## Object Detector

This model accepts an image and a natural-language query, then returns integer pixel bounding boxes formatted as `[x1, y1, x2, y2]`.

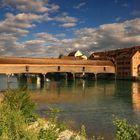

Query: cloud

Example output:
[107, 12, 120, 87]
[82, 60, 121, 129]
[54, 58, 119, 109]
[0, 34, 25, 56]
[36, 32, 60, 44]
[72, 18, 140, 53]
[0, 12, 47, 37]
[2, 0, 59, 13]
[23, 40, 46, 56]
[55, 33, 66, 38]
[54, 15, 78, 28]
[0, 0, 140, 58]
[49, 4, 59, 12]
[60, 23, 77, 28]
[1, 18, 140, 57]
[74, 2, 86, 9]
[0, 0, 77, 57]
[54, 15, 78, 23]
[6, 12, 46, 22]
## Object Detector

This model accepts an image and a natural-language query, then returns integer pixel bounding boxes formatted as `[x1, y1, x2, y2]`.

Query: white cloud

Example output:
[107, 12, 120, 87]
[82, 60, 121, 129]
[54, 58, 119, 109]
[36, 32, 60, 44]
[60, 23, 76, 28]
[73, 18, 140, 53]
[74, 2, 86, 9]
[49, 4, 59, 12]
[0, 0, 77, 57]
[1, 18, 140, 57]
[54, 15, 78, 28]
[2, 0, 59, 13]
[24, 40, 46, 46]
[6, 13, 45, 22]
[0, 13, 47, 37]
[54, 16, 78, 23]
[0, 34, 25, 56]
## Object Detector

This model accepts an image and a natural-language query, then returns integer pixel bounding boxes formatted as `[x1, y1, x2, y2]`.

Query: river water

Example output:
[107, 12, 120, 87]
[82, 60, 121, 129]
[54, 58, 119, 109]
[1, 74, 140, 139]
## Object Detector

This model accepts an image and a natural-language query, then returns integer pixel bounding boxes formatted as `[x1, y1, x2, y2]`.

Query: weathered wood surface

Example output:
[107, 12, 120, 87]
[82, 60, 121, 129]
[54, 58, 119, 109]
[0, 57, 115, 74]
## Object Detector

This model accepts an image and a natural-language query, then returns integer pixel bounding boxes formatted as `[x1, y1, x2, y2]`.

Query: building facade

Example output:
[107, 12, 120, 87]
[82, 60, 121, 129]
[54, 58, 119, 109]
[90, 46, 140, 78]
[131, 50, 140, 77]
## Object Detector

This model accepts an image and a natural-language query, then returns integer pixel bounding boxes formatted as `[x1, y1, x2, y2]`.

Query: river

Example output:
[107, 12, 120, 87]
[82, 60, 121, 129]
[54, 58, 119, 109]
[0, 74, 140, 139]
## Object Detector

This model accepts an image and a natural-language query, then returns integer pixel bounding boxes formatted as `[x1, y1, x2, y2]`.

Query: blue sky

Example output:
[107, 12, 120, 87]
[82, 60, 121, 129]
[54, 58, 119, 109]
[0, 0, 140, 57]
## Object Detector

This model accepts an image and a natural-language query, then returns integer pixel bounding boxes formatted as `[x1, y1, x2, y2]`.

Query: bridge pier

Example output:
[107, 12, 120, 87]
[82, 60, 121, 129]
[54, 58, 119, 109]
[82, 72, 85, 79]
[95, 73, 97, 80]
[65, 73, 68, 84]
[39, 74, 46, 88]
[27, 74, 31, 85]
[36, 75, 40, 89]
[6, 74, 10, 89]
[73, 73, 76, 81]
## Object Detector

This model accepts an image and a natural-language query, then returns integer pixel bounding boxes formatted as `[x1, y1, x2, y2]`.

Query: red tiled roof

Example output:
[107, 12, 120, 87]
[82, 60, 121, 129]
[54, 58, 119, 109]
[90, 46, 140, 59]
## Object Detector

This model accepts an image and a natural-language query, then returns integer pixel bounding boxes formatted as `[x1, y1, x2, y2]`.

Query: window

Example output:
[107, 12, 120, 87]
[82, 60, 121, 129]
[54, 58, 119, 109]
[25, 66, 29, 72]
[83, 67, 85, 71]
[58, 66, 60, 71]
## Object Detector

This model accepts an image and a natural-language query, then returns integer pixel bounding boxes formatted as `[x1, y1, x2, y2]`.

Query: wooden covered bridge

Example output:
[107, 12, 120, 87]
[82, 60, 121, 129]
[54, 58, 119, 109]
[0, 57, 115, 81]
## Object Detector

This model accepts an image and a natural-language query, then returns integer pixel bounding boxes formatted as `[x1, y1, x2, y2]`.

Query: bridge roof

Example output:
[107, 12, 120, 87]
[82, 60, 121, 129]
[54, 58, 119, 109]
[0, 57, 114, 66]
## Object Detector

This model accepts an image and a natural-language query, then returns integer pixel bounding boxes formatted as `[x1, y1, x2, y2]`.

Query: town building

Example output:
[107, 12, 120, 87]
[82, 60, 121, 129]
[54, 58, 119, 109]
[89, 46, 140, 79]
[61, 50, 87, 60]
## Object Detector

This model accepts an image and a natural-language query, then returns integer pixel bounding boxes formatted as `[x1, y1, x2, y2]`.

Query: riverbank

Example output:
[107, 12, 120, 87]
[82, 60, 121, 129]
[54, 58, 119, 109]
[0, 89, 89, 140]
[25, 117, 83, 140]
[1, 89, 140, 140]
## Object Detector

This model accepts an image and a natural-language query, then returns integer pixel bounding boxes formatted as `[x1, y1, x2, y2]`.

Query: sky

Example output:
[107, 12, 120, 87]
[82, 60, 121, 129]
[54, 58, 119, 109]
[0, 0, 140, 57]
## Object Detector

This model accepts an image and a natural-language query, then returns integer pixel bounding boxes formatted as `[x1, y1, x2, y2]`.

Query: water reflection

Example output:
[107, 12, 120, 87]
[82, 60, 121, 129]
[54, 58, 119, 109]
[132, 82, 140, 117]
[1, 75, 140, 139]
[30, 79, 117, 104]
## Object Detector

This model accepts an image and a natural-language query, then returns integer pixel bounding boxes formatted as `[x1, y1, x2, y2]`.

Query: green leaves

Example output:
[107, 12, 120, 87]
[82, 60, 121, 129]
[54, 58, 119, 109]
[113, 116, 140, 140]
[0, 89, 38, 140]
[3, 88, 37, 123]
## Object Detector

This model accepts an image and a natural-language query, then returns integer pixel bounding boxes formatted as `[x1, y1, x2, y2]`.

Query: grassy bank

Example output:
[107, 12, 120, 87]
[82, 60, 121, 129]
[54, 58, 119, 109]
[0, 89, 140, 140]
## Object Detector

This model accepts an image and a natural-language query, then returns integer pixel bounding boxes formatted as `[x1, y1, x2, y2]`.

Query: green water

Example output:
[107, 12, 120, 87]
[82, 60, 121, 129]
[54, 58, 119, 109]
[1, 75, 140, 139]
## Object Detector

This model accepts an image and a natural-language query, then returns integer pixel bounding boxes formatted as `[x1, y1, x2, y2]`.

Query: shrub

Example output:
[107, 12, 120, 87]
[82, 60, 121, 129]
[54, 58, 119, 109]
[0, 98, 37, 140]
[3, 88, 37, 122]
[113, 116, 140, 140]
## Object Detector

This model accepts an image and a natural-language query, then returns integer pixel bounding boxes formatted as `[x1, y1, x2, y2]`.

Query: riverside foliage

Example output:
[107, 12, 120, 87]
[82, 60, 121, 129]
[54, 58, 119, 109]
[0, 89, 140, 140]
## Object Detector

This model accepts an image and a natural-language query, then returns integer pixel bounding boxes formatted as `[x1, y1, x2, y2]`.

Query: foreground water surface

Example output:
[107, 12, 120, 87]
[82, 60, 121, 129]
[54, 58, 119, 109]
[1, 74, 140, 139]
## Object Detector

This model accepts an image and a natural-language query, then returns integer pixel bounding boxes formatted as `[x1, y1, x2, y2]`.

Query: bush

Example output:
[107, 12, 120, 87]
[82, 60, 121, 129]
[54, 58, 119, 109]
[0, 90, 36, 140]
[3, 88, 37, 122]
[0, 89, 65, 140]
[113, 116, 140, 140]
